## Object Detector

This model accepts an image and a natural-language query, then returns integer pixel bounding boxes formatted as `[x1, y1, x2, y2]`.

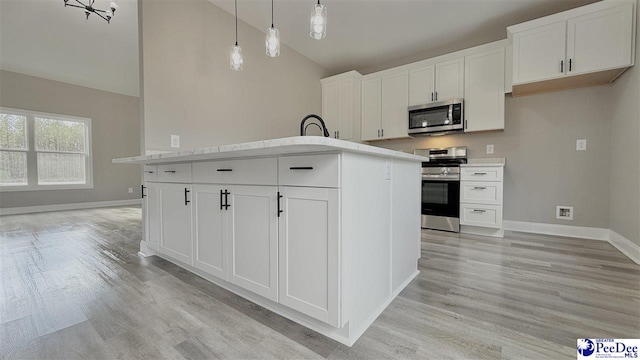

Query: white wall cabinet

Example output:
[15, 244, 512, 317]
[362, 71, 409, 141]
[278, 186, 340, 326]
[408, 65, 435, 106]
[158, 183, 193, 264]
[509, 1, 636, 94]
[322, 71, 362, 141]
[464, 48, 505, 132]
[228, 185, 279, 302]
[434, 57, 465, 101]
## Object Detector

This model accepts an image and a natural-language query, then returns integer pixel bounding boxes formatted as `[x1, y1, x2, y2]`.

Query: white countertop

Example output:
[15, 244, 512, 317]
[113, 136, 429, 164]
[461, 158, 506, 167]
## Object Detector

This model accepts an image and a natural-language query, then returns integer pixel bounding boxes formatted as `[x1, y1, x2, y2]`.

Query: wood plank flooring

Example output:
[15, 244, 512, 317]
[1, 206, 638, 359]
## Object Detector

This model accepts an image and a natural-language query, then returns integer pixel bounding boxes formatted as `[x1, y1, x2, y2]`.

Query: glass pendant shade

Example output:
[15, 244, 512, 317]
[265, 26, 280, 57]
[310, 3, 327, 40]
[230, 44, 243, 71]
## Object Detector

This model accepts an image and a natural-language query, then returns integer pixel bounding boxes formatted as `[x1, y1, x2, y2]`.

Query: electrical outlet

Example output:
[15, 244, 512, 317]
[576, 139, 587, 151]
[486, 144, 494, 154]
[128, 187, 133, 194]
[556, 206, 574, 220]
[171, 135, 180, 148]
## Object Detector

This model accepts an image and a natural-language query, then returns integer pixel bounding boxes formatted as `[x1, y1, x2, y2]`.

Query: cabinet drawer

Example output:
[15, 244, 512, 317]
[461, 166, 503, 182]
[278, 154, 340, 188]
[460, 204, 503, 229]
[192, 158, 277, 185]
[157, 163, 192, 183]
[143, 165, 158, 181]
[461, 181, 502, 205]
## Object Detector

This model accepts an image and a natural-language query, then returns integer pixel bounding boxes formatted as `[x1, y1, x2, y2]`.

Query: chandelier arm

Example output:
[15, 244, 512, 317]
[65, 3, 85, 8]
[94, 11, 109, 21]
[75, 0, 87, 7]
[94, 8, 107, 13]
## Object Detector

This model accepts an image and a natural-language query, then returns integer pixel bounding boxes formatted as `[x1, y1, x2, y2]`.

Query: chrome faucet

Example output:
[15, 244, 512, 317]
[300, 114, 330, 137]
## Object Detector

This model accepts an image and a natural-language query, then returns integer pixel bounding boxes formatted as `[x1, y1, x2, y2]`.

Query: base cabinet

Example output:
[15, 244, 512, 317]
[143, 182, 160, 247]
[192, 184, 228, 280]
[228, 185, 279, 302]
[158, 183, 193, 264]
[278, 186, 340, 327]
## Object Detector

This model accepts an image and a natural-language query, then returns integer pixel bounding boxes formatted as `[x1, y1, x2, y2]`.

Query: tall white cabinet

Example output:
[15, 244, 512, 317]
[321, 71, 362, 141]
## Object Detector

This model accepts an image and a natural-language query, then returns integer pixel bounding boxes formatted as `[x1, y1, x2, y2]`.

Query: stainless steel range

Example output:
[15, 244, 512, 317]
[414, 147, 467, 232]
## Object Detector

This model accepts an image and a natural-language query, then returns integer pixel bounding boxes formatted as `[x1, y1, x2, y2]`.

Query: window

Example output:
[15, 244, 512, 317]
[0, 108, 92, 191]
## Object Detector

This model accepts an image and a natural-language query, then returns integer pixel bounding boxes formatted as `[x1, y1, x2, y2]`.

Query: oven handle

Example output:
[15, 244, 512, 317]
[422, 176, 460, 182]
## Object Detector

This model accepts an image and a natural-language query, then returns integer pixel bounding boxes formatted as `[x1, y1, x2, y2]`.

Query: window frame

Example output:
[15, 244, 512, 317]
[0, 107, 93, 192]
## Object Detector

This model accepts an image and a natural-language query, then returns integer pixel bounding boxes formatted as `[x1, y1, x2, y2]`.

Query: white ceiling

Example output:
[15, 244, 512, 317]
[0, 0, 139, 97]
[209, 0, 598, 75]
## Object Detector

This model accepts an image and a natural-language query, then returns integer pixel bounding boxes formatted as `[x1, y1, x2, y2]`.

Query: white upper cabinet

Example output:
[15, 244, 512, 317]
[465, 48, 505, 132]
[434, 57, 465, 101]
[512, 21, 567, 84]
[361, 77, 382, 141]
[408, 65, 435, 106]
[566, 3, 634, 76]
[509, 0, 636, 93]
[380, 71, 409, 140]
[321, 71, 362, 141]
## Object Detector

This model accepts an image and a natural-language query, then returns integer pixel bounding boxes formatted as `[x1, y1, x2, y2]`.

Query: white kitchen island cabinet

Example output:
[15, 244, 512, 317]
[114, 136, 426, 347]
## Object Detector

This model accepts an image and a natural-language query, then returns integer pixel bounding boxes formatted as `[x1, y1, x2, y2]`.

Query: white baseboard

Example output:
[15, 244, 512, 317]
[503, 220, 640, 264]
[0, 199, 142, 216]
[608, 230, 640, 265]
[503, 220, 609, 241]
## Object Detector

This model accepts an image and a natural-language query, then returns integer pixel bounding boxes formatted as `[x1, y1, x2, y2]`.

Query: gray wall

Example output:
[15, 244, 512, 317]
[141, 0, 327, 153]
[0, 70, 141, 208]
[376, 86, 613, 229]
[608, 3, 640, 246]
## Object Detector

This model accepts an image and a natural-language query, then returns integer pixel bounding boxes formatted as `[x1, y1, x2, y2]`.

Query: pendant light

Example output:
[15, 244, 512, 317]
[230, 0, 243, 71]
[265, 0, 280, 57]
[310, 0, 327, 40]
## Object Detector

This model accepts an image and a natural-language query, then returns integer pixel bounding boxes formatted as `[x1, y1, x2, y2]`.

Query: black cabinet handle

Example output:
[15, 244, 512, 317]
[144, 171, 154, 174]
[184, 188, 190, 205]
[569, 59, 572, 72]
[216, 169, 233, 172]
[472, 209, 487, 213]
[431, 92, 434, 102]
[141, 185, 146, 199]
[381, 129, 384, 137]
[435, 92, 438, 101]
[277, 192, 283, 217]
[220, 189, 224, 210]
[164, 170, 176, 173]
[560, 60, 564, 73]
[289, 167, 314, 170]
[224, 190, 230, 210]
[473, 172, 487, 175]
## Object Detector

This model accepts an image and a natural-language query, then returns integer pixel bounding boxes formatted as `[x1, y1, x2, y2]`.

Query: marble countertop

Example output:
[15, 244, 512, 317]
[113, 136, 429, 164]
[461, 158, 506, 167]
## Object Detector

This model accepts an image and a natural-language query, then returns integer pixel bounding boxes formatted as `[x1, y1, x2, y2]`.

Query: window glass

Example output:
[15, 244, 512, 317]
[0, 151, 28, 185]
[35, 117, 86, 153]
[0, 114, 28, 150]
[37, 153, 86, 184]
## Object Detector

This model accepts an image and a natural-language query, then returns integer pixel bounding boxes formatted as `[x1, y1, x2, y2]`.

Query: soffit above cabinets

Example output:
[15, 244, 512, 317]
[208, 0, 597, 74]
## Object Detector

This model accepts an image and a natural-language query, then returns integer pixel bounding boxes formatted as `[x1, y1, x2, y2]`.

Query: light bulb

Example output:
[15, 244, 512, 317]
[230, 44, 243, 71]
[110, 1, 118, 12]
[265, 26, 280, 57]
[106, 10, 112, 18]
[309, 3, 327, 40]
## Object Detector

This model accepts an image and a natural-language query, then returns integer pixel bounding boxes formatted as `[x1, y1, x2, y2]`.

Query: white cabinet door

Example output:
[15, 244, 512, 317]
[464, 48, 505, 132]
[278, 186, 340, 327]
[434, 57, 464, 101]
[192, 184, 228, 280]
[567, 3, 634, 76]
[159, 183, 193, 265]
[322, 81, 339, 138]
[337, 78, 354, 140]
[409, 65, 435, 106]
[361, 77, 382, 141]
[228, 185, 278, 301]
[380, 71, 409, 140]
[512, 21, 566, 84]
[143, 182, 160, 245]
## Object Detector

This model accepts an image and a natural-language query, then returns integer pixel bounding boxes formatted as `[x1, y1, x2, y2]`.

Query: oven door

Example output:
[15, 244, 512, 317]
[422, 178, 460, 218]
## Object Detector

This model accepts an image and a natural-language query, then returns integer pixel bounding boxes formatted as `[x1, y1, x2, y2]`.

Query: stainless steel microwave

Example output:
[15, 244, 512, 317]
[408, 98, 464, 136]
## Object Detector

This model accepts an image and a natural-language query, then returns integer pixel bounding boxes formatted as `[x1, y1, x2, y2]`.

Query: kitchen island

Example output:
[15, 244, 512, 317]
[113, 136, 426, 346]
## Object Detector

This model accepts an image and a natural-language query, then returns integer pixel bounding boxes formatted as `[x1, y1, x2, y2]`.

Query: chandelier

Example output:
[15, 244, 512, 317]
[63, 0, 118, 23]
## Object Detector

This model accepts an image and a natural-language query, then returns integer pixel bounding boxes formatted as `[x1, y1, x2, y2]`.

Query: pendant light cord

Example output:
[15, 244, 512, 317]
[234, 0, 238, 46]
[271, 0, 274, 28]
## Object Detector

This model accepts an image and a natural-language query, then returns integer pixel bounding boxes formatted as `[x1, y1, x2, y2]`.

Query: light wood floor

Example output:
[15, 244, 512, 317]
[1, 207, 638, 359]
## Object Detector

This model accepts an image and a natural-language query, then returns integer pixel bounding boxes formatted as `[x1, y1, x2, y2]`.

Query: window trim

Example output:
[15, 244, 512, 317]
[0, 107, 93, 192]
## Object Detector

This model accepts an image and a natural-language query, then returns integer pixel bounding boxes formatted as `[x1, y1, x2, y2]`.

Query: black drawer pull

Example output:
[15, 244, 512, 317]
[144, 171, 154, 174]
[290, 167, 314, 170]
[184, 188, 190, 206]
[472, 209, 486, 213]
[216, 169, 233, 172]
[473, 172, 487, 175]
[472, 187, 487, 190]
[164, 170, 176, 173]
